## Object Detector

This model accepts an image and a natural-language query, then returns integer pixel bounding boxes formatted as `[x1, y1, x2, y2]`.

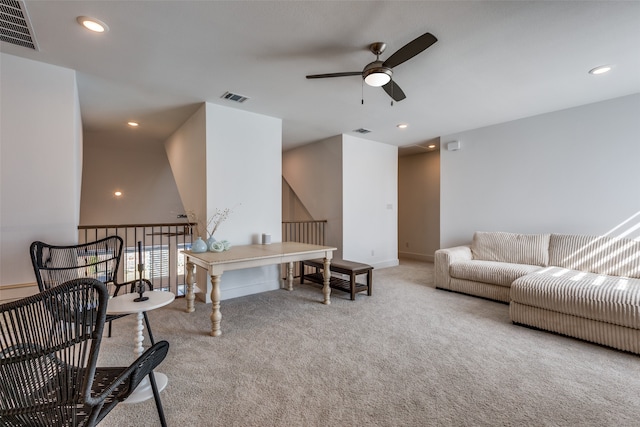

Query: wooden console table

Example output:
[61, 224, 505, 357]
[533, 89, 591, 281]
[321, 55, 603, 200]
[183, 242, 336, 337]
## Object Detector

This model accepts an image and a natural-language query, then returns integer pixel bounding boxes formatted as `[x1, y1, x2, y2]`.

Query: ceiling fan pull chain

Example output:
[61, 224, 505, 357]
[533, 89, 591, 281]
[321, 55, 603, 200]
[391, 79, 394, 106]
[361, 79, 364, 105]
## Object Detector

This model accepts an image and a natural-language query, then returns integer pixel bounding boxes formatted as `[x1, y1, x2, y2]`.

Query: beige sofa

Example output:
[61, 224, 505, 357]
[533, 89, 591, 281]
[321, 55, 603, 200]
[435, 231, 640, 354]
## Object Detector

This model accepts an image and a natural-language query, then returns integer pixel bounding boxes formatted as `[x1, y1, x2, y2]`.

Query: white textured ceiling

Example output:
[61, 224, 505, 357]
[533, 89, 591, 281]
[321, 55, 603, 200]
[2, 1, 639, 151]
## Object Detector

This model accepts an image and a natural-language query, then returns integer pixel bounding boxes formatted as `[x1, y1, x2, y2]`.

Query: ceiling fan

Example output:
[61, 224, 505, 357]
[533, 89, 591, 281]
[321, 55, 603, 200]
[306, 32, 437, 102]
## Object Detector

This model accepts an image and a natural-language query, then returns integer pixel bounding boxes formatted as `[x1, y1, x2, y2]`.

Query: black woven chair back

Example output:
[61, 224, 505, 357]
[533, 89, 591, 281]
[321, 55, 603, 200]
[0, 278, 109, 426]
[31, 236, 157, 343]
[30, 236, 124, 294]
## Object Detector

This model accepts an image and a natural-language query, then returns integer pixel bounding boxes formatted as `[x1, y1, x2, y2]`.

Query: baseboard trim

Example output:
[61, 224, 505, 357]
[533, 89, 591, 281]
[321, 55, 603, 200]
[398, 251, 434, 263]
[0, 282, 38, 303]
[371, 259, 399, 269]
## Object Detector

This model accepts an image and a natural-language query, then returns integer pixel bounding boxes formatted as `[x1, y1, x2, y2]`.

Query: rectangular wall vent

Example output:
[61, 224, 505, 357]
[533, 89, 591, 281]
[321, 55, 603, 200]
[0, 0, 38, 50]
[353, 128, 372, 134]
[221, 91, 249, 103]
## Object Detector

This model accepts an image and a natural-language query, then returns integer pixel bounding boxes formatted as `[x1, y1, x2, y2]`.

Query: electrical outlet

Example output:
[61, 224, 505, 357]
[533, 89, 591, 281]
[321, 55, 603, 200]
[371, 250, 375, 256]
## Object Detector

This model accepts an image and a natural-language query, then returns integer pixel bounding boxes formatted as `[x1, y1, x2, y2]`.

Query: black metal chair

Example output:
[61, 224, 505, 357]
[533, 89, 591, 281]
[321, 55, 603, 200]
[0, 278, 169, 426]
[30, 236, 156, 343]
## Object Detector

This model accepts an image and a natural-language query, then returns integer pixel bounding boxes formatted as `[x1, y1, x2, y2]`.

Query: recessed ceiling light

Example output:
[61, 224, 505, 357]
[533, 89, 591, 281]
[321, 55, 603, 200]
[77, 16, 109, 33]
[114, 191, 122, 197]
[397, 123, 408, 129]
[127, 121, 139, 127]
[589, 65, 612, 75]
[428, 144, 436, 149]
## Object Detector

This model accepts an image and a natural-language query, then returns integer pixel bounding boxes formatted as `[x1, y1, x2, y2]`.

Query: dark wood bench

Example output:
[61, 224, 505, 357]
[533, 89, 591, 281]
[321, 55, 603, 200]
[300, 258, 373, 300]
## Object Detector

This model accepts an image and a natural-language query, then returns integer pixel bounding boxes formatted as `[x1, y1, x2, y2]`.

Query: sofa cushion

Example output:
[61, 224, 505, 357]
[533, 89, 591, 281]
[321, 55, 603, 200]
[511, 267, 640, 329]
[549, 234, 640, 279]
[450, 260, 543, 287]
[471, 232, 550, 267]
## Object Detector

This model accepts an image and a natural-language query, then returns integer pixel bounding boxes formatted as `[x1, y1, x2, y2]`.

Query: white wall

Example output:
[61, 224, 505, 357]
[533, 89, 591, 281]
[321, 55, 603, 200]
[0, 53, 81, 290]
[205, 103, 282, 246]
[342, 135, 399, 268]
[166, 103, 282, 301]
[398, 150, 440, 262]
[80, 131, 184, 225]
[165, 103, 208, 232]
[282, 135, 344, 258]
[205, 103, 282, 300]
[440, 94, 640, 248]
[283, 134, 399, 268]
[282, 178, 313, 221]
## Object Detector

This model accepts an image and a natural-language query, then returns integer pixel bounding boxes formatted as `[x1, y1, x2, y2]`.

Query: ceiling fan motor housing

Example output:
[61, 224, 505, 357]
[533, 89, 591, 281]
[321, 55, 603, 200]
[363, 61, 392, 86]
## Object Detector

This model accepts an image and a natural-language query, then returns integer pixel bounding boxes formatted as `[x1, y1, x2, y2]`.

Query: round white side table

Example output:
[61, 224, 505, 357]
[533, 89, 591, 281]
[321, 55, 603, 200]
[107, 290, 175, 403]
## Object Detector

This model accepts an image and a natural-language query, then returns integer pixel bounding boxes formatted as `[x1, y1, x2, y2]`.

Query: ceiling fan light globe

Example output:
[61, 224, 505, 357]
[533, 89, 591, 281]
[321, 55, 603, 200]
[363, 63, 392, 87]
[364, 72, 391, 87]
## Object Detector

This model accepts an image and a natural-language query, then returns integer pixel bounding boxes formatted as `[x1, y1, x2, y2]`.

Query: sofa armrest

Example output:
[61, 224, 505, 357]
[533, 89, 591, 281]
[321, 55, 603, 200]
[434, 245, 472, 289]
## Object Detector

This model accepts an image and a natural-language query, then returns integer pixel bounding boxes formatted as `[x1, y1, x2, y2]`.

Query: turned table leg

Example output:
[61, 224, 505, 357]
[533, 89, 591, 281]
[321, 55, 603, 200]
[185, 260, 196, 313]
[322, 257, 331, 305]
[134, 311, 144, 357]
[287, 261, 294, 291]
[210, 274, 222, 337]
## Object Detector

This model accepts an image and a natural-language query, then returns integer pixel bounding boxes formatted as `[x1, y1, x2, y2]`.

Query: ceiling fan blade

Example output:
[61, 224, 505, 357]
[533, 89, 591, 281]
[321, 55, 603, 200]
[306, 72, 361, 79]
[383, 32, 437, 69]
[382, 80, 406, 102]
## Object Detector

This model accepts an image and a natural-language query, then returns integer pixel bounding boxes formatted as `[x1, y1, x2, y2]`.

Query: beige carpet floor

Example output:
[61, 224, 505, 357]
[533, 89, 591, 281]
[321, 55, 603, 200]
[98, 260, 640, 426]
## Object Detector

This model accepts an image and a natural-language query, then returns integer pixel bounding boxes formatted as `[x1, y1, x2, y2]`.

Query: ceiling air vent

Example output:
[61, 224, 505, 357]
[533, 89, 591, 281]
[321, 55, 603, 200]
[353, 128, 372, 134]
[221, 91, 249, 103]
[0, 0, 38, 50]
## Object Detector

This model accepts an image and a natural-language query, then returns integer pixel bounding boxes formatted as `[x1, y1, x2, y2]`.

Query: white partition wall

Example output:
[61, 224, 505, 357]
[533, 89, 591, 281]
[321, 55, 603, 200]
[165, 104, 208, 228]
[283, 134, 398, 268]
[165, 102, 282, 302]
[0, 53, 82, 293]
[342, 135, 398, 268]
[204, 103, 282, 247]
[282, 135, 344, 258]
